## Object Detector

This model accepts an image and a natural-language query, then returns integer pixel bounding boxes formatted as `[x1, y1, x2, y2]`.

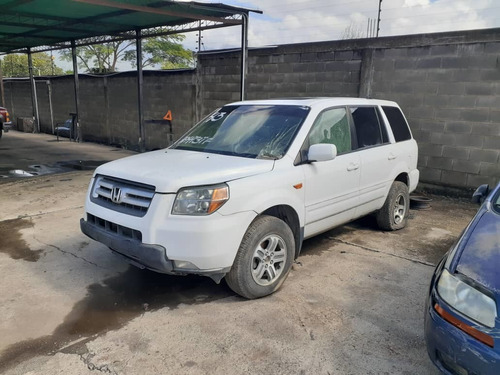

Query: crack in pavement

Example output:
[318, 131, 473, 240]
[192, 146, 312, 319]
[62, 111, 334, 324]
[331, 238, 435, 267]
[33, 234, 106, 270]
[1, 205, 85, 222]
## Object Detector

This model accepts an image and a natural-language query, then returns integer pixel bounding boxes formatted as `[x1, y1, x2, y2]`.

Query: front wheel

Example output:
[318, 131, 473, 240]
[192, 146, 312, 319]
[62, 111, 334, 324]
[225, 215, 295, 299]
[376, 181, 409, 231]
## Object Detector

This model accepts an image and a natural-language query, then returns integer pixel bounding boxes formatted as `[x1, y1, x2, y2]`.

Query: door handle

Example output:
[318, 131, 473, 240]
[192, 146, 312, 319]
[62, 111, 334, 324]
[388, 153, 397, 160]
[347, 163, 360, 171]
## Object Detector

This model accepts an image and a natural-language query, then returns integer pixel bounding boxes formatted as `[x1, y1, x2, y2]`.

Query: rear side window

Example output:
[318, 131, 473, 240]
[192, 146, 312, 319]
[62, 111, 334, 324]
[382, 106, 412, 142]
[350, 107, 385, 148]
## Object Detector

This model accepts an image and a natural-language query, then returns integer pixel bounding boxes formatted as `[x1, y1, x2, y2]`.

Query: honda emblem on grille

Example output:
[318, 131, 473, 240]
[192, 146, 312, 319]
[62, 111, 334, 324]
[111, 187, 122, 204]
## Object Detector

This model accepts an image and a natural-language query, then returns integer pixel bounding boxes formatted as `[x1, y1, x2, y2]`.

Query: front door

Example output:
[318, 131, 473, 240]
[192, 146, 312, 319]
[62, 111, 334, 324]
[301, 107, 360, 238]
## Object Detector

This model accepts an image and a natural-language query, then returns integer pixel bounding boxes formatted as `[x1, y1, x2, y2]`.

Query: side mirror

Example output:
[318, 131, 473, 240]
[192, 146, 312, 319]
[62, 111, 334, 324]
[472, 184, 489, 205]
[308, 143, 337, 162]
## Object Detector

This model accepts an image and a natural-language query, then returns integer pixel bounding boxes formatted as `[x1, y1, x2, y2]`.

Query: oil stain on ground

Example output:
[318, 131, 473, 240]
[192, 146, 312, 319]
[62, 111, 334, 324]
[0, 218, 42, 262]
[0, 267, 234, 372]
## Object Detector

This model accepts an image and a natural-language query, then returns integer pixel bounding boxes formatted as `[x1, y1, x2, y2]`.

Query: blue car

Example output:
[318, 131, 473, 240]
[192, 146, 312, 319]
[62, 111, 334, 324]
[425, 182, 500, 374]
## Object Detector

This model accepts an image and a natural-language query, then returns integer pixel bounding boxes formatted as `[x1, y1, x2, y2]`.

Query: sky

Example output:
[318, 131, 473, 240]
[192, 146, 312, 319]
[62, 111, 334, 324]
[185, 0, 499, 51]
[57, 0, 500, 72]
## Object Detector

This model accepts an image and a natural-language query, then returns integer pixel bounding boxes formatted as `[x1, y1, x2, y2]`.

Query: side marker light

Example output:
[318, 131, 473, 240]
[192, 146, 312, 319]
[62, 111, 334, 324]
[434, 303, 494, 348]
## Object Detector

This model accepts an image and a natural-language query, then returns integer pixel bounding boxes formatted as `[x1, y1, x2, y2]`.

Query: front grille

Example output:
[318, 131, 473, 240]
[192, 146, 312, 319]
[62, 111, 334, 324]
[91, 175, 155, 217]
[87, 214, 142, 241]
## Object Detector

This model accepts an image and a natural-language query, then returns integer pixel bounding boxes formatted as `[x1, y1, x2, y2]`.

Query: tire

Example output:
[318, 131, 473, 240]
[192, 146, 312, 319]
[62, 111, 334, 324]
[376, 181, 409, 231]
[226, 215, 295, 299]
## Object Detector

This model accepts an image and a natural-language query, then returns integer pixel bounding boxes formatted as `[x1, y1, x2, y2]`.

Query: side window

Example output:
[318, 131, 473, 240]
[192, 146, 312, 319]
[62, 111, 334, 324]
[382, 106, 412, 142]
[308, 107, 351, 154]
[350, 106, 383, 148]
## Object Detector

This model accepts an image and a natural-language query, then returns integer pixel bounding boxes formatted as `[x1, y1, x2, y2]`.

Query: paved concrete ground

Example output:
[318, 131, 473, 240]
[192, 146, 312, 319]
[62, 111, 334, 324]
[0, 131, 477, 374]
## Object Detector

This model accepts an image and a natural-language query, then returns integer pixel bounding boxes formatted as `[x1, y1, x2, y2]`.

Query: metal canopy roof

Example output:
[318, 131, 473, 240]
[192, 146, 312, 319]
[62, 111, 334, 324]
[0, 0, 261, 53]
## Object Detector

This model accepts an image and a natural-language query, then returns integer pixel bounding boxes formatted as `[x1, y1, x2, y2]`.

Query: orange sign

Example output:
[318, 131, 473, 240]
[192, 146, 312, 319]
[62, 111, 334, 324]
[163, 110, 172, 121]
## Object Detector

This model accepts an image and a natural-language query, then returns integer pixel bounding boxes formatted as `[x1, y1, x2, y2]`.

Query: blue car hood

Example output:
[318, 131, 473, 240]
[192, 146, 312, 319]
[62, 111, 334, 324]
[456, 210, 500, 295]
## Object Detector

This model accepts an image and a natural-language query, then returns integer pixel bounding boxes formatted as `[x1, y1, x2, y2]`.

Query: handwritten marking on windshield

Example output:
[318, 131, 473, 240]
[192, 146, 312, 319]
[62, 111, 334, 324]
[209, 112, 226, 122]
[181, 136, 213, 145]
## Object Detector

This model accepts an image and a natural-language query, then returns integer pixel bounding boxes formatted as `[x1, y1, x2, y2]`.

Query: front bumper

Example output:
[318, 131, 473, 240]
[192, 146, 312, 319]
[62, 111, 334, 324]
[424, 293, 500, 375]
[80, 218, 173, 273]
[82, 185, 257, 278]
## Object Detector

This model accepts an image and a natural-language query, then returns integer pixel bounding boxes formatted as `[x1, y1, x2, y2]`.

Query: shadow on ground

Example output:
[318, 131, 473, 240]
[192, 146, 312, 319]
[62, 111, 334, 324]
[0, 267, 234, 372]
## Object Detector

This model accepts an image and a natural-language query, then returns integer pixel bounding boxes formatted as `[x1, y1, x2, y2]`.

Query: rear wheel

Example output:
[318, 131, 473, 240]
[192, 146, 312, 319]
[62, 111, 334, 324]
[226, 215, 294, 299]
[376, 181, 409, 231]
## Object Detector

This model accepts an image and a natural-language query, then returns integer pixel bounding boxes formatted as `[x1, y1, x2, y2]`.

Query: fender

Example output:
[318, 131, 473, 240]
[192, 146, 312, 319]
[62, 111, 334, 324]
[220, 159, 305, 228]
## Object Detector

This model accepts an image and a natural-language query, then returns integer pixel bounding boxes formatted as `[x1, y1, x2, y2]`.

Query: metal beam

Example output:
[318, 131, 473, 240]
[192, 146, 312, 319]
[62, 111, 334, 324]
[136, 29, 145, 151]
[376, 0, 382, 37]
[0, 0, 35, 11]
[0, 9, 128, 28]
[27, 47, 39, 132]
[0, 32, 63, 40]
[71, 40, 81, 142]
[240, 13, 248, 101]
[73, 0, 241, 25]
[0, 61, 4, 107]
[0, 20, 90, 34]
[23, 20, 241, 54]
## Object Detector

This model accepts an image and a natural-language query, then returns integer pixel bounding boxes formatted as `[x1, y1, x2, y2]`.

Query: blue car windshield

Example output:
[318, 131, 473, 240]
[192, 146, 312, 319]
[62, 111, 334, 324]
[172, 105, 310, 159]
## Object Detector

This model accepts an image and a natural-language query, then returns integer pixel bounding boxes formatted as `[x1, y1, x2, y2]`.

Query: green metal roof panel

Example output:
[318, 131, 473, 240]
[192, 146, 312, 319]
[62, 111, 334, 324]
[0, 0, 261, 53]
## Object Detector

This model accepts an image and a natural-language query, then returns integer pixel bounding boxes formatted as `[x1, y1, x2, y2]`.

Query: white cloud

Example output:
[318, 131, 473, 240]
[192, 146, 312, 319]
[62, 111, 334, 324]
[190, 0, 499, 49]
[57, 0, 500, 71]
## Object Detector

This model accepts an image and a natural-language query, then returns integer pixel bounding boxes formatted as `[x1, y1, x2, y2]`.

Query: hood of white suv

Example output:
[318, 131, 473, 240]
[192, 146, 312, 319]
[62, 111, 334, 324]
[95, 149, 274, 193]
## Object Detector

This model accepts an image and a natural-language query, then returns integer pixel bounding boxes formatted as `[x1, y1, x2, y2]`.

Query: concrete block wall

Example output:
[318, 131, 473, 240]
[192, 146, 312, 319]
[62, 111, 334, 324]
[370, 41, 500, 188]
[4, 28, 500, 190]
[198, 44, 362, 116]
[4, 70, 196, 150]
[198, 29, 500, 190]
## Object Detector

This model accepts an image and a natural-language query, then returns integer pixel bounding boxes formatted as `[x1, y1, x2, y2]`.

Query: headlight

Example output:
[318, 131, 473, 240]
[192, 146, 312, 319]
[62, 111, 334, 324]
[172, 184, 229, 215]
[437, 269, 497, 328]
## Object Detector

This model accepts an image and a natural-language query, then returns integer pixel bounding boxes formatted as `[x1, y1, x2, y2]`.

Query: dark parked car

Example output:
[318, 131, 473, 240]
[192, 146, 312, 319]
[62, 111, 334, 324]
[425, 182, 500, 374]
[0, 106, 11, 138]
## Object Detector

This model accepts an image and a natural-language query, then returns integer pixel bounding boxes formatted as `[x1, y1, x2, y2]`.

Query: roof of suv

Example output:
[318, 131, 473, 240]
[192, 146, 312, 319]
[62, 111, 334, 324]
[229, 97, 399, 107]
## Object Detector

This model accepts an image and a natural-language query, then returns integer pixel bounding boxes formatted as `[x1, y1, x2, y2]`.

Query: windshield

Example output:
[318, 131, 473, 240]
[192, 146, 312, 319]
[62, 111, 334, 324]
[492, 186, 500, 214]
[172, 105, 310, 159]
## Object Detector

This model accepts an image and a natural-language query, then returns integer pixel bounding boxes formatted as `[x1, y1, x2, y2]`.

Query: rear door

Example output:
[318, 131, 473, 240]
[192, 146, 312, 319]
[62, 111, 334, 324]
[300, 107, 360, 238]
[349, 106, 394, 217]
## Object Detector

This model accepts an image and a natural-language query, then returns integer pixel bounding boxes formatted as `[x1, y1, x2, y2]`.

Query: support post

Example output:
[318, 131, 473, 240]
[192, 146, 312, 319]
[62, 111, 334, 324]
[359, 49, 374, 98]
[27, 48, 40, 133]
[0, 60, 5, 107]
[71, 40, 81, 142]
[240, 13, 248, 101]
[136, 29, 145, 151]
[376, 0, 382, 37]
[47, 80, 55, 134]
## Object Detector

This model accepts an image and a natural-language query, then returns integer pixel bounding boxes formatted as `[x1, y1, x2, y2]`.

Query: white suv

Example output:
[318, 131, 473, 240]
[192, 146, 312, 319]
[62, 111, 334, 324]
[81, 98, 419, 299]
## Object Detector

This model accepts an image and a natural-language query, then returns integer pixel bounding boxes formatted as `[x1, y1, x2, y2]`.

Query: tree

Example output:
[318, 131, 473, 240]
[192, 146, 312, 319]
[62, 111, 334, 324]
[61, 33, 194, 74]
[341, 23, 365, 40]
[61, 38, 135, 74]
[1, 53, 65, 77]
[124, 34, 194, 69]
